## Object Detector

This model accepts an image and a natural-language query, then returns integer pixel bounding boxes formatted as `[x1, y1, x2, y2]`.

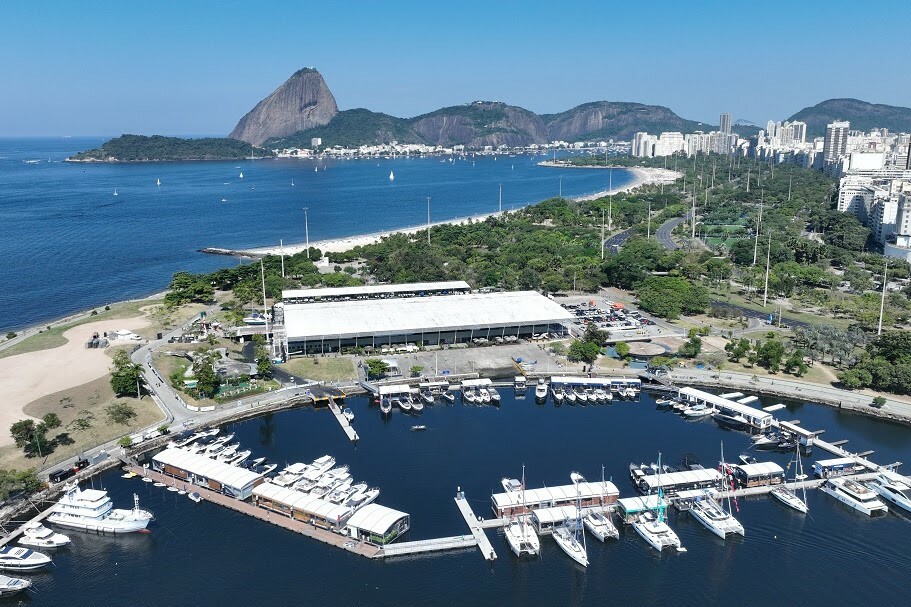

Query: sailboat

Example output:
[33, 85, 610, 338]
[156, 178, 161, 187]
[552, 472, 588, 567]
[633, 453, 684, 552]
[113, 189, 118, 196]
[771, 443, 809, 513]
[504, 465, 540, 558]
[291, 179, 294, 187]
[389, 170, 395, 181]
[239, 171, 244, 179]
[689, 443, 745, 538]
[584, 466, 619, 541]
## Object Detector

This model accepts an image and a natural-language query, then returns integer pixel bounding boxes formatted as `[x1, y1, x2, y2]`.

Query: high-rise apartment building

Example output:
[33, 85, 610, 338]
[824, 120, 850, 162]
[719, 113, 732, 135]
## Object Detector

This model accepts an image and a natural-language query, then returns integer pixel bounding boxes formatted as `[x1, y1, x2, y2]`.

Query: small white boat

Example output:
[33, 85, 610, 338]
[551, 386, 565, 404]
[399, 397, 413, 412]
[380, 398, 393, 415]
[389, 170, 394, 181]
[0, 547, 52, 571]
[226, 449, 251, 466]
[440, 391, 455, 404]
[869, 473, 911, 515]
[689, 493, 744, 539]
[249, 456, 268, 468]
[565, 389, 577, 403]
[583, 511, 619, 542]
[462, 389, 477, 404]
[573, 387, 588, 403]
[342, 408, 355, 423]
[188, 492, 203, 503]
[239, 171, 244, 179]
[820, 477, 888, 516]
[0, 574, 31, 597]
[683, 403, 714, 418]
[411, 398, 424, 413]
[534, 379, 548, 401]
[478, 388, 492, 404]
[18, 522, 71, 548]
[489, 387, 501, 404]
[156, 178, 161, 187]
[593, 388, 608, 403]
[552, 524, 588, 567]
[420, 391, 434, 405]
[411, 425, 427, 432]
[113, 189, 118, 196]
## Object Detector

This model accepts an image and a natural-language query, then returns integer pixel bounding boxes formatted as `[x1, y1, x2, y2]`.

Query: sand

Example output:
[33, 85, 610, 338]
[238, 166, 681, 257]
[0, 316, 150, 447]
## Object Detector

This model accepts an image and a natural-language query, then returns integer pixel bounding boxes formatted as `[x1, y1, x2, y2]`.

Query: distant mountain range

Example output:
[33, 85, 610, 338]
[787, 98, 911, 138]
[71, 68, 911, 160]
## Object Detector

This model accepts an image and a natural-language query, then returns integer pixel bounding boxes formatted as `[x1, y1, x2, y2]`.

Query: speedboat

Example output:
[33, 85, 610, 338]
[752, 433, 781, 450]
[462, 389, 477, 404]
[410, 424, 427, 432]
[583, 511, 618, 541]
[226, 449, 251, 466]
[249, 456, 268, 468]
[633, 510, 683, 552]
[551, 386, 565, 404]
[868, 474, 911, 515]
[655, 398, 673, 410]
[573, 387, 588, 403]
[689, 493, 744, 539]
[273, 463, 311, 487]
[216, 444, 239, 461]
[489, 387, 501, 405]
[0, 547, 52, 571]
[820, 477, 888, 516]
[345, 486, 380, 510]
[411, 397, 425, 413]
[593, 388, 608, 403]
[585, 388, 597, 403]
[534, 379, 548, 402]
[0, 575, 31, 597]
[17, 522, 70, 548]
[47, 484, 153, 533]
[380, 398, 393, 415]
[440, 391, 455, 404]
[738, 455, 758, 465]
[565, 389, 576, 403]
[343, 407, 355, 422]
[420, 391, 434, 405]
[713, 412, 750, 431]
[682, 403, 713, 418]
[478, 388, 492, 404]
[398, 396, 413, 412]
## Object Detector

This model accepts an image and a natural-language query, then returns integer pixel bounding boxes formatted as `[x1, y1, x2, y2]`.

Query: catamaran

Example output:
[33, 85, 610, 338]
[690, 444, 744, 538]
[633, 454, 684, 552]
[552, 473, 588, 567]
[504, 465, 540, 558]
[771, 444, 809, 513]
[583, 466, 619, 541]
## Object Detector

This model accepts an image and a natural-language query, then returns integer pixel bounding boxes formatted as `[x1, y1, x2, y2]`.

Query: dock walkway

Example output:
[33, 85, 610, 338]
[0, 502, 58, 549]
[455, 493, 497, 561]
[380, 534, 477, 557]
[328, 396, 358, 442]
[130, 466, 380, 558]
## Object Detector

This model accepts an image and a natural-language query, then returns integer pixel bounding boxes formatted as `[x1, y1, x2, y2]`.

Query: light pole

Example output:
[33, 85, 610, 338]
[303, 207, 310, 259]
[878, 260, 889, 335]
[499, 183, 502, 214]
[559, 176, 563, 198]
[426, 197, 431, 246]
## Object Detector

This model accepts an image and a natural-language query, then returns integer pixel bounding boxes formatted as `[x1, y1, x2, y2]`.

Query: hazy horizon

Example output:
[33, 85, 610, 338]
[3, 0, 909, 137]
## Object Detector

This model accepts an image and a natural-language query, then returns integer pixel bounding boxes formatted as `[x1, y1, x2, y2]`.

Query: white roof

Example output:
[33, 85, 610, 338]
[639, 468, 722, 491]
[377, 384, 415, 396]
[734, 462, 784, 477]
[815, 457, 858, 467]
[617, 494, 661, 513]
[253, 483, 353, 523]
[283, 281, 470, 300]
[346, 503, 409, 535]
[461, 378, 492, 388]
[679, 387, 772, 422]
[492, 481, 618, 510]
[778, 420, 817, 438]
[284, 291, 574, 341]
[550, 376, 641, 386]
[153, 448, 263, 490]
[532, 506, 578, 525]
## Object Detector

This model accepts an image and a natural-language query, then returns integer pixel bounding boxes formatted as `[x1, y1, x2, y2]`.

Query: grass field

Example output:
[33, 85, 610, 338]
[0, 375, 165, 472]
[277, 357, 358, 383]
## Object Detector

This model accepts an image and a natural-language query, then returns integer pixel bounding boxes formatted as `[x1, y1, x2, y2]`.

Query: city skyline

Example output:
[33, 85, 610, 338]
[2, 0, 910, 137]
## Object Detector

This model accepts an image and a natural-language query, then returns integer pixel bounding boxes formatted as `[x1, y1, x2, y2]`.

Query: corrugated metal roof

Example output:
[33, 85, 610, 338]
[253, 483, 353, 523]
[283, 281, 470, 300]
[346, 503, 409, 535]
[639, 468, 722, 490]
[153, 448, 263, 490]
[284, 291, 574, 341]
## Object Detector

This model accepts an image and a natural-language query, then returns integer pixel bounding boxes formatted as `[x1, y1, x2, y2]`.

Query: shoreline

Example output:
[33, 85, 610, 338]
[205, 166, 681, 258]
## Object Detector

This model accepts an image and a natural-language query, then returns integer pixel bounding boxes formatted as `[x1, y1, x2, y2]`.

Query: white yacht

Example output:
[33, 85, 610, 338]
[583, 511, 618, 542]
[272, 463, 311, 487]
[478, 388, 492, 404]
[551, 386, 565, 404]
[504, 466, 540, 558]
[0, 575, 31, 597]
[345, 486, 380, 510]
[0, 547, 52, 571]
[47, 484, 153, 533]
[534, 379, 548, 401]
[343, 407, 355, 422]
[869, 473, 911, 515]
[489, 387, 501, 404]
[820, 477, 888, 516]
[462, 389, 477, 404]
[411, 398, 425, 413]
[573, 387, 588, 403]
[399, 396, 413, 412]
[18, 522, 71, 548]
[689, 492, 745, 539]
[552, 523, 588, 567]
[682, 403, 714, 418]
[380, 398, 393, 415]
[771, 447, 809, 513]
[593, 388, 608, 403]
[633, 455, 684, 552]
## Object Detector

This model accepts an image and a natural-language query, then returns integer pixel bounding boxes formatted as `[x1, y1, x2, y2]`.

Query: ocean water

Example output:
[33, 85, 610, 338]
[0, 138, 632, 332]
[23, 390, 911, 606]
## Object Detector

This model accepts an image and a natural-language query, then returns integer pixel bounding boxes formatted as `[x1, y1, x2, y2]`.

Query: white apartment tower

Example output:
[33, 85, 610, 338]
[719, 113, 733, 135]
[824, 120, 850, 163]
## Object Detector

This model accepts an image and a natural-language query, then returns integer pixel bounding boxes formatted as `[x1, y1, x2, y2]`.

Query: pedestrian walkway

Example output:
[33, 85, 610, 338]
[454, 492, 497, 561]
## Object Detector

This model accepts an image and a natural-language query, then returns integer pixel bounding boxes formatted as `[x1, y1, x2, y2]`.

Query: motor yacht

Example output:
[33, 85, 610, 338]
[47, 484, 153, 533]
[17, 522, 70, 548]
[868, 473, 911, 515]
[0, 575, 31, 598]
[534, 379, 548, 402]
[820, 477, 888, 516]
[0, 547, 51, 571]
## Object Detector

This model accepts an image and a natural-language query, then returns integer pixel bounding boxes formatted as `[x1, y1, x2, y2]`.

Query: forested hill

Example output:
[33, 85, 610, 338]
[68, 135, 274, 162]
[788, 98, 911, 138]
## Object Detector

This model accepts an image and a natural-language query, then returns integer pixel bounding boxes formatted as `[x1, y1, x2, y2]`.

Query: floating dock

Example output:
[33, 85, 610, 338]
[327, 396, 358, 442]
[380, 534, 477, 557]
[455, 492, 497, 561]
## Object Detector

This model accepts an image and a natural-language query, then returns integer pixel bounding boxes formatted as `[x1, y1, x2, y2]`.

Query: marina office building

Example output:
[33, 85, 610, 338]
[280, 283, 574, 356]
[152, 448, 265, 500]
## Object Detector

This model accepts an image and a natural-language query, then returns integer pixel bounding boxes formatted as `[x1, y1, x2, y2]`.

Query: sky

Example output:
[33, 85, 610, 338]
[2, 0, 909, 137]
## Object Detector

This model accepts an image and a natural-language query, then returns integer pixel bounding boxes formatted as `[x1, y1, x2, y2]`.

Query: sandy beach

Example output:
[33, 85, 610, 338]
[0, 316, 149, 447]
[233, 166, 681, 257]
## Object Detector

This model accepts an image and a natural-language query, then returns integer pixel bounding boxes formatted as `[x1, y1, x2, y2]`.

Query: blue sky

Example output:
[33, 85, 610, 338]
[2, 0, 908, 136]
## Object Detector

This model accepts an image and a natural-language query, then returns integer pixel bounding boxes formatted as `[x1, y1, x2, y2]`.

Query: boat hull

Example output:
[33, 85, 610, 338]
[770, 487, 808, 513]
[552, 529, 588, 567]
[820, 485, 887, 516]
[47, 511, 151, 534]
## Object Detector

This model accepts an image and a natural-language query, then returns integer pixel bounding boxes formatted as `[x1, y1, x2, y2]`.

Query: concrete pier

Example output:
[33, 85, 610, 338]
[380, 534, 477, 557]
[328, 396, 358, 442]
[455, 492, 497, 561]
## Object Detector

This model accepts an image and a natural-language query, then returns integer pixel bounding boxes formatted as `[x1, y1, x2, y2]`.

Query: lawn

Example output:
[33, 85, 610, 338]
[0, 376, 165, 472]
[278, 356, 358, 383]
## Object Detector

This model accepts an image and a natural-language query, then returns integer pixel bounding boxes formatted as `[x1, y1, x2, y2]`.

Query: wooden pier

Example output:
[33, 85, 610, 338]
[454, 492, 497, 561]
[380, 534, 477, 557]
[328, 396, 359, 442]
[129, 466, 381, 558]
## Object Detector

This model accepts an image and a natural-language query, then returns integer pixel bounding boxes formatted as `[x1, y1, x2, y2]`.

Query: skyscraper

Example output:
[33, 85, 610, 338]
[719, 113, 733, 135]
[824, 120, 850, 162]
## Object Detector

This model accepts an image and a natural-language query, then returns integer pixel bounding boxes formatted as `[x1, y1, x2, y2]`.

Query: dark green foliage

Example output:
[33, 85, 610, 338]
[678, 336, 702, 358]
[788, 98, 911, 138]
[266, 109, 422, 149]
[637, 276, 709, 320]
[364, 359, 389, 379]
[567, 340, 601, 364]
[0, 469, 43, 500]
[192, 351, 221, 399]
[71, 134, 274, 161]
[110, 350, 143, 397]
[106, 402, 137, 424]
[165, 272, 215, 307]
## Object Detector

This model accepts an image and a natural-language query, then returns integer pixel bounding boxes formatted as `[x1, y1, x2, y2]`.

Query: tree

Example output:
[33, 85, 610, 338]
[567, 340, 601, 364]
[10, 420, 37, 449]
[409, 365, 424, 377]
[41, 413, 62, 430]
[678, 336, 702, 358]
[583, 324, 607, 346]
[106, 402, 137, 424]
[615, 341, 630, 359]
[364, 359, 389, 379]
[193, 352, 221, 398]
[637, 276, 708, 320]
[725, 338, 751, 362]
[110, 349, 143, 397]
[871, 396, 887, 408]
[784, 349, 809, 376]
[758, 339, 786, 373]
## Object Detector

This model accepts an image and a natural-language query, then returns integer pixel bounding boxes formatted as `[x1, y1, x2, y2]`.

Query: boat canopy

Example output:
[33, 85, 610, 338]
[531, 506, 578, 526]
[616, 494, 662, 515]
[345, 503, 410, 537]
[460, 378, 493, 388]
[253, 483, 353, 525]
[377, 384, 415, 396]
[153, 448, 263, 497]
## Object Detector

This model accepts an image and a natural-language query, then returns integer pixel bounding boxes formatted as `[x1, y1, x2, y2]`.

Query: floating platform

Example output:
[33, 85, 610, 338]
[328, 396, 358, 442]
[381, 535, 477, 557]
[455, 493, 497, 561]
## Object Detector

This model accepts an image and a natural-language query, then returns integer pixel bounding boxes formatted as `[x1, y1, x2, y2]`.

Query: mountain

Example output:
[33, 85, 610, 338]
[265, 108, 421, 149]
[229, 68, 339, 146]
[408, 101, 548, 147]
[788, 98, 911, 138]
[543, 101, 708, 142]
[67, 134, 273, 162]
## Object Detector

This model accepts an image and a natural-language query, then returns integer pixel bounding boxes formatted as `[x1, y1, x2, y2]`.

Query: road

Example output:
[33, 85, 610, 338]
[655, 216, 684, 250]
[707, 300, 811, 330]
[602, 228, 633, 255]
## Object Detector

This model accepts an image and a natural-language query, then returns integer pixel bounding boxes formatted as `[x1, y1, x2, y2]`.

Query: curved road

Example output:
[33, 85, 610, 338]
[656, 216, 684, 250]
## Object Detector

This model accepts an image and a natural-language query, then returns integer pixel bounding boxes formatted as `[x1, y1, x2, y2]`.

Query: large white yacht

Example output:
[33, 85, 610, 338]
[47, 483, 153, 533]
[820, 477, 888, 516]
[583, 511, 618, 542]
[534, 379, 548, 401]
[633, 455, 684, 553]
[0, 547, 52, 571]
[18, 522, 71, 548]
[504, 466, 540, 558]
[868, 473, 911, 515]
[689, 493, 745, 539]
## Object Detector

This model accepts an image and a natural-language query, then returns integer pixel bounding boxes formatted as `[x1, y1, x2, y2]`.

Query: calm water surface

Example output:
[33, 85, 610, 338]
[23, 390, 911, 606]
[0, 138, 631, 332]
